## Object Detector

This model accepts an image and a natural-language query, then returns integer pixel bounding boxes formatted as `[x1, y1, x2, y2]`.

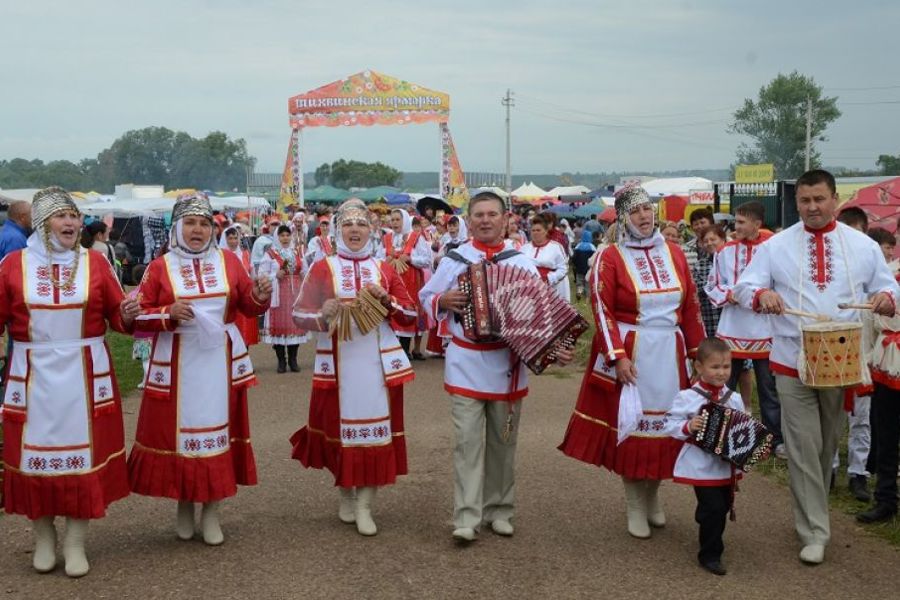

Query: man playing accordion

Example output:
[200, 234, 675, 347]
[420, 192, 572, 543]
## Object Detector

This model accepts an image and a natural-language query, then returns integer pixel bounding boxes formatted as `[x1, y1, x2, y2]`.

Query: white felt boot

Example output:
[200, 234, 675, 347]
[32, 516, 57, 573]
[201, 501, 224, 546]
[63, 518, 90, 578]
[354, 487, 378, 536]
[645, 480, 666, 528]
[623, 478, 650, 539]
[176, 501, 195, 540]
[339, 487, 356, 524]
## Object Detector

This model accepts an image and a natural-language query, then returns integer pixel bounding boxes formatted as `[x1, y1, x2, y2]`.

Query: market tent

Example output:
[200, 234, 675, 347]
[547, 185, 590, 197]
[510, 182, 548, 204]
[81, 197, 174, 217]
[641, 177, 712, 197]
[304, 185, 351, 203]
[356, 186, 401, 202]
[839, 177, 900, 233]
[470, 186, 510, 200]
[0, 188, 41, 203]
[209, 195, 270, 211]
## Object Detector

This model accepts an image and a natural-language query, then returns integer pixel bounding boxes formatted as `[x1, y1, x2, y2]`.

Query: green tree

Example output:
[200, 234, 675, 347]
[328, 159, 401, 189]
[314, 162, 331, 186]
[729, 71, 841, 179]
[876, 154, 900, 175]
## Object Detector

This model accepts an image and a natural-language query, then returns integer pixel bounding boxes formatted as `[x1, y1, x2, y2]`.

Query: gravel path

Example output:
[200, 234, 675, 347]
[2, 343, 897, 599]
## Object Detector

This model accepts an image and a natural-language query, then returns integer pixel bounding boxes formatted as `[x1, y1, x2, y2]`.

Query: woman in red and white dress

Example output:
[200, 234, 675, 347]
[383, 208, 433, 359]
[290, 199, 416, 536]
[259, 225, 307, 373]
[128, 193, 272, 546]
[426, 215, 469, 356]
[521, 212, 571, 302]
[305, 215, 334, 267]
[0, 187, 140, 577]
[219, 225, 259, 347]
[558, 186, 705, 539]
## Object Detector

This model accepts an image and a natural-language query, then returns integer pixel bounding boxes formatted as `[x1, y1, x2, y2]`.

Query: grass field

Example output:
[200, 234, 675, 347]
[567, 278, 900, 547]
[107, 331, 144, 396]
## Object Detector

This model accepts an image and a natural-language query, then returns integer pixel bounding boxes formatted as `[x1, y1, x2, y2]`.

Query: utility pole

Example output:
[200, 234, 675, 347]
[804, 96, 812, 171]
[502, 89, 514, 195]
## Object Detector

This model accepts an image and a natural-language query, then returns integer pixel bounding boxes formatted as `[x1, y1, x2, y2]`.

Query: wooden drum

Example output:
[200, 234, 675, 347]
[800, 321, 863, 388]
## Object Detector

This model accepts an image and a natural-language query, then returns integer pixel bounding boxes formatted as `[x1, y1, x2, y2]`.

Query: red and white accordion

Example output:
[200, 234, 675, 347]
[693, 402, 773, 471]
[457, 262, 589, 374]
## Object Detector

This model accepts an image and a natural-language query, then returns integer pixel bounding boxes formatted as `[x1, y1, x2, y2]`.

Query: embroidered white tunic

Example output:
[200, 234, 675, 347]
[733, 221, 899, 377]
[666, 385, 746, 486]
[521, 239, 571, 301]
[419, 240, 538, 401]
[705, 232, 774, 358]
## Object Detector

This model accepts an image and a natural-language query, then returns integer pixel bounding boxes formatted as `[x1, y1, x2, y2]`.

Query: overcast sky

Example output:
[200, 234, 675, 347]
[2, 0, 898, 176]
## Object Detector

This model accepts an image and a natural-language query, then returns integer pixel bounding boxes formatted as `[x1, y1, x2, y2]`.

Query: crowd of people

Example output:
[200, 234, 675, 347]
[1, 169, 899, 580]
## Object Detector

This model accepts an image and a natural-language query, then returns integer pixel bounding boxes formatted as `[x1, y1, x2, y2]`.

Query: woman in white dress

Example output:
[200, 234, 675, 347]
[521, 212, 571, 301]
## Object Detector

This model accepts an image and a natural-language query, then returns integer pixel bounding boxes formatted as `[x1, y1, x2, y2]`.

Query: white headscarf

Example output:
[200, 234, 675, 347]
[449, 215, 468, 243]
[392, 208, 412, 235]
[218, 224, 243, 258]
[168, 193, 217, 260]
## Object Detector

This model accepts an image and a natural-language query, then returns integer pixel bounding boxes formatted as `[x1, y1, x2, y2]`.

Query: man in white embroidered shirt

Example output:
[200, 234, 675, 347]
[420, 192, 572, 543]
[733, 169, 899, 566]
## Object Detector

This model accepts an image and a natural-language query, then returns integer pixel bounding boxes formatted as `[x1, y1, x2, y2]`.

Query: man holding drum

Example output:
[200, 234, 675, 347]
[734, 169, 899, 565]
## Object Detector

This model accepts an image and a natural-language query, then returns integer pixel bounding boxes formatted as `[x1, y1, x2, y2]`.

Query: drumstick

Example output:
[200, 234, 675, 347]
[837, 302, 875, 310]
[783, 308, 830, 322]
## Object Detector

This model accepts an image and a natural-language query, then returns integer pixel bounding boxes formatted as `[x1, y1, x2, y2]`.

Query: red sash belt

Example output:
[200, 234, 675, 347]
[452, 336, 507, 351]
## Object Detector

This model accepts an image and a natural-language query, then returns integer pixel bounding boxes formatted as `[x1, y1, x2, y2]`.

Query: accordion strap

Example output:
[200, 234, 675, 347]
[444, 249, 472, 265]
[445, 248, 522, 266]
[691, 385, 733, 405]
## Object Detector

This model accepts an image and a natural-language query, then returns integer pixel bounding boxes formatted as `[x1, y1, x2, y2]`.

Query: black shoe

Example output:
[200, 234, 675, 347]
[410, 351, 426, 361]
[274, 345, 287, 374]
[856, 503, 897, 524]
[848, 475, 871, 503]
[287, 345, 300, 372]
[829, 468, 837, 493]
[699, 559, 727, 576]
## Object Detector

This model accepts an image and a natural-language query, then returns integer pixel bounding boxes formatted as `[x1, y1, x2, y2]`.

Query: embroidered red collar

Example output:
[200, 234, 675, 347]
[804, 219, 837, 235]
[473, 239, 506, 260]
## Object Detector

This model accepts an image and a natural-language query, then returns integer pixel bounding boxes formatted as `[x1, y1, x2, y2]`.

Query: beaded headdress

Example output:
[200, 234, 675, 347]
[172, 192, 213, 222]
[32, 186, 80, 229]
[334, 198, 371, 229]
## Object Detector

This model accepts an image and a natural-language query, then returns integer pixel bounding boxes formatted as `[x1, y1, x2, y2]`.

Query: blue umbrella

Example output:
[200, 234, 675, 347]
[384, 193, 412, 205]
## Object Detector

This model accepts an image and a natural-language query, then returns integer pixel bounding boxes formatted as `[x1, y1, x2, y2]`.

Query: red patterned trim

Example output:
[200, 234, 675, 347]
[674, 476, 739, 487]
[444, 383, 527, 402]
[770, 361, 799, 378]
[872, 368, 900, 391]
[451, 336, 507, 351]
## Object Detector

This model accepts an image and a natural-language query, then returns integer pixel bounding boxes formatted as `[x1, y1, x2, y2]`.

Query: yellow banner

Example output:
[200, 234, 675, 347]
[735, 163, 775, 184]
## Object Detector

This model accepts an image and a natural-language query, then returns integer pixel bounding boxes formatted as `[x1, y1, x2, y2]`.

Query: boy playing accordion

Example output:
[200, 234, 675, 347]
[666, 338, 745, 576]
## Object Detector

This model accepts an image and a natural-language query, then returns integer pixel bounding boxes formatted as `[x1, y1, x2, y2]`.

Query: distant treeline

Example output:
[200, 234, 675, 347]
[0, 127, 254, 193]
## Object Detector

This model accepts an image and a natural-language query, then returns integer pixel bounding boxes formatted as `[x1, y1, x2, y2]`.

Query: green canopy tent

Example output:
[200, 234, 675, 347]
[304, 185, 351, 204]
[355, 186, 401, 203]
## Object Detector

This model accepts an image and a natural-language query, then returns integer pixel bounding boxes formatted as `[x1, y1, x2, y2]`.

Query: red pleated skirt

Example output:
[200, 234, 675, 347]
[290, 386, 407, 488]
[128, 385, 258, 503]
[558, 338, 683, 480]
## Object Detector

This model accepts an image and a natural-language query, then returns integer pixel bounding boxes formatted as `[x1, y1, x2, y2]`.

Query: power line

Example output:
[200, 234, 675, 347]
[515, 92, 735, 120]
[826, 84, 900, 91]
[840, 99, 900, 106]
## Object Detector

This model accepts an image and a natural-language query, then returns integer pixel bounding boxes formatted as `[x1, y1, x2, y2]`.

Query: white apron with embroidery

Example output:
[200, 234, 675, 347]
[315, 256, 410, 447]
[144, 251, 253, 457]
[592, 243, 689, 437]
[3, 248, 113, 475]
